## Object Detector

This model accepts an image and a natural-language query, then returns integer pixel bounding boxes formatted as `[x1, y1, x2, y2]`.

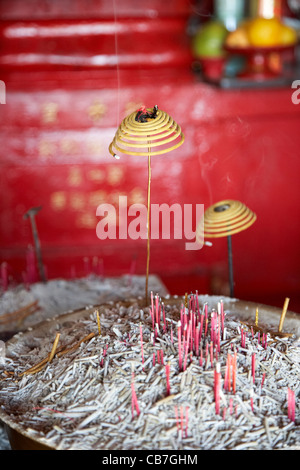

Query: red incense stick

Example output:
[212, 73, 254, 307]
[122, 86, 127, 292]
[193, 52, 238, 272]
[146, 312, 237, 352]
[131, 370, 140, 419]
[288, 388, 295, 422]
[252, 353, 256, 384]
[214, 362, 221, 415]
[177, 321, 182, 371]
[165, 362, 171, 396]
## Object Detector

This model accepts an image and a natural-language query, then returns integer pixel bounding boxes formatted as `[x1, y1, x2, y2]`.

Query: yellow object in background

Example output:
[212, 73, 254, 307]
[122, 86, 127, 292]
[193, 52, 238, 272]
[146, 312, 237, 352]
[247, 17, 282, 46]
[225, 15, 298, 48]
[279, 23, 298, 45]
[225, 27, 250, 47]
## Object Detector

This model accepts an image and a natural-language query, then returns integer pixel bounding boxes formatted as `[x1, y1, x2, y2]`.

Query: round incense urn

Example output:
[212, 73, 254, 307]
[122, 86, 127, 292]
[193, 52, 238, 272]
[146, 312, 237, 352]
[0, 296, 299, 450]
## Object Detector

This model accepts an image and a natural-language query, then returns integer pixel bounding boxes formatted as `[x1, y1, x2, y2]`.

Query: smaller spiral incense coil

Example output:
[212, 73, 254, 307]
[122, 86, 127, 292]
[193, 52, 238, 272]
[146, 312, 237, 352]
[109, 106, 184, 304]
[196, 200, 257, 298]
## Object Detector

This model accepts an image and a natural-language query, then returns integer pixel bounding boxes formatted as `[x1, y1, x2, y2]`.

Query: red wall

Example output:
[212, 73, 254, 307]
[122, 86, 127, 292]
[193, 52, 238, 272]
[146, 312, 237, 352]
[0, 0, 299, 312]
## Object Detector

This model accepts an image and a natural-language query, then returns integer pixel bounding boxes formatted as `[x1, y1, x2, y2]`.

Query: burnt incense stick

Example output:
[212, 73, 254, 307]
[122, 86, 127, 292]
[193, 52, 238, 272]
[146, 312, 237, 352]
[96, 310, 101, 336]
[0, 300, 39, 324]
[23, 206, 47, 283]
[278, 297, 290, 333]
[49, 333, 60, 362]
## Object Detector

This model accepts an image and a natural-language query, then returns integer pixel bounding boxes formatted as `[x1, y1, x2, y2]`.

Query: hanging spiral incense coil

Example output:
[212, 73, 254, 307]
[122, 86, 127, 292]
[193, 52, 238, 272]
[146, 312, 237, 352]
[108, 106, 184, 305]
[109, 108, 184, 157]
[197, 200, 257, 242]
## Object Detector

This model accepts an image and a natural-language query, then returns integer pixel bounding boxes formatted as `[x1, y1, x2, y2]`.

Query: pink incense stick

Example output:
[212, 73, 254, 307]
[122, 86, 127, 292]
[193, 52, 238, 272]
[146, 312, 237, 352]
[180, 305, 184, 327]
[215, 344, 218, 362]
[178, 406, 189, 439]
[264, 334, 268, 349]
[195, 325, 200, 357]
[154, 323, 159, 342]
[211, 312, 215, 343]
[165, 362, 171, 396]
[195, 290, 199, 314]
[183, 321, 191, 371]
[182, 323, 187, 358]
[204, 303, 208, 336]
[160, 349, 164, 365]
[210, 341, 214, 368]
[214, 362, 221, 415]
[241, 328, 245, 348]
[261, 372, 266, 389]
[189, 318, 193, 353]
[199, 311, 204, 339]
[229, 398, 233, 415]
[180, 406, 184, 438]
[162, 302, 166, 333]
[177, 321, 182, 371]
[287, 388, 295, 422]
[155, 294, 160, 328]
[224, 353, 231, 391]
[205, 341, 209, 367]
[150, 292, 155, 330]
[131, 370, 140, 419]
[250, 389, 254, 412]
[192, 311, 196, 351]
[217, 313, 221, 353]
[252, 353, 256, 384]
[232, 352, 237, 394]
[149, 307, 154, 331]
[185, 406, 189, 437]
[219, 300, 225, 333]
[157, 350, 161, 364]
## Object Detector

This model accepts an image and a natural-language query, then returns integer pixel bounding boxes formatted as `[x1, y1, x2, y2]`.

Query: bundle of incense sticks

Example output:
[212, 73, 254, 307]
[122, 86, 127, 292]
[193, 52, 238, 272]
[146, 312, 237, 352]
[173, 295, 226, 372]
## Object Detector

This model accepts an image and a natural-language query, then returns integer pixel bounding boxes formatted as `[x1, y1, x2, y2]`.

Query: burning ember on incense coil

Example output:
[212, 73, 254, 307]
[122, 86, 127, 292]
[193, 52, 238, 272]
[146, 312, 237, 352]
[108, 106, 184, 158]
[197, 200, 257, 298]
[109, 106, 184, 304]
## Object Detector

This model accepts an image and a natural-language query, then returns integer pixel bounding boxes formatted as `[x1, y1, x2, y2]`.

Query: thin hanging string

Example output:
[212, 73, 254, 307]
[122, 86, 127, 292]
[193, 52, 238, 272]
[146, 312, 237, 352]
[112, 0, 121, 127]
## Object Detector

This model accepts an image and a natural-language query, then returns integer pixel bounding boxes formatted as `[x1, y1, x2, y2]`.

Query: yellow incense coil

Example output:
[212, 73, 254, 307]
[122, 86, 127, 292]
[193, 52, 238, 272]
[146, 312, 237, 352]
[109, 108, 184, 157]
[108, 106, 184, 304]
[197, 200, 257, 242]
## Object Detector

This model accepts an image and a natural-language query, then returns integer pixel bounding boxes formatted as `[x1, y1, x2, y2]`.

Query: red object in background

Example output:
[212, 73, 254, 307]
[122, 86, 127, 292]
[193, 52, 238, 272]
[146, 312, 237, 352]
[0, 0, 299, 313]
